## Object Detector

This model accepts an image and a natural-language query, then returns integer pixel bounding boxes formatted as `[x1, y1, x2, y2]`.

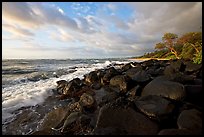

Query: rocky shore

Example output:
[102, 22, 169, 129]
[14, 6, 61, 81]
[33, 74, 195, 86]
[3, 59, 202, 135]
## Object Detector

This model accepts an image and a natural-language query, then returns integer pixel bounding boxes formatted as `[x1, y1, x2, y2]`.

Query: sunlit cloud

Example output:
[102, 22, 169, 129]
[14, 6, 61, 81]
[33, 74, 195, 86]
[2, 2, 202, 59]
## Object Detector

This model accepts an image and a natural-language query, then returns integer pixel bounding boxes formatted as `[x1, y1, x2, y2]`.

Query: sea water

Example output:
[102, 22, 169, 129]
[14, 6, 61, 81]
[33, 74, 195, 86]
[2, 59, 130, 126]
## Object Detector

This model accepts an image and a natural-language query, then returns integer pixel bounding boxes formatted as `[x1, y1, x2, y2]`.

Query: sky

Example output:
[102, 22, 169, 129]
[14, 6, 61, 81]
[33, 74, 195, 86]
[2, 2, 202, 59]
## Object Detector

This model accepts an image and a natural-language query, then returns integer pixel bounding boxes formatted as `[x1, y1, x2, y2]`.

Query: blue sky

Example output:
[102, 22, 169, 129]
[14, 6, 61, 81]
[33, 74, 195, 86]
[2, 2, 202, 59]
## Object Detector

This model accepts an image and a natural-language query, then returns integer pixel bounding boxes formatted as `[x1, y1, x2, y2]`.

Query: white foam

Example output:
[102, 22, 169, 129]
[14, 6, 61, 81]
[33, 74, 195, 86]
[2, 60, 131, 124]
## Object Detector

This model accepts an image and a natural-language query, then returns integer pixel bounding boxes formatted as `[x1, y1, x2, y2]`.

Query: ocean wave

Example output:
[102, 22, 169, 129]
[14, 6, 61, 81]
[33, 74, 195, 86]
[2, 59, 131, 125]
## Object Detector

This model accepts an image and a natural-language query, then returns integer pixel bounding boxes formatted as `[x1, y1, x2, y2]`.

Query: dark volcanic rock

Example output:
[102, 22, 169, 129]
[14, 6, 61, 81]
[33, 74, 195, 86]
[184, 85, 202, 106]
[40, 107, 68, 131]
[131, 70, 151, 83]
[95, 103, 159, 135]
[126, 85, 141, 97]
[169, 59, 186, 72]
[79, 93, 95, 108]
[125, 67, 143, 79]
[101, 67, 120, 85]
[134, 95, 175, 120]
[84, 71, 99, 85]
[184, 61, 202, 73]
[142, 76, 186, 101]
[92, 127, 127, 135]
[109, 75, 134, 93]
[121, 62, 133, 72]
[158, 129, 201, 135]
[56, 78, 82, 97]
[164, 66, 195, 84]
[177, 109, 202, 131]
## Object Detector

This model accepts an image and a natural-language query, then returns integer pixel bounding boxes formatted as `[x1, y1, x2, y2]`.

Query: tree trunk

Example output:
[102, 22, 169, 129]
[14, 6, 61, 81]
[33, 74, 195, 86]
[190, 43, 199, 54]
[170, 48, 180, 59]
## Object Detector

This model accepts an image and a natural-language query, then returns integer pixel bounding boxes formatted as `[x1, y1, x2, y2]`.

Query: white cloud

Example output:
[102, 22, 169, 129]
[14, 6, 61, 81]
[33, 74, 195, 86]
[58, 8, 64, 15]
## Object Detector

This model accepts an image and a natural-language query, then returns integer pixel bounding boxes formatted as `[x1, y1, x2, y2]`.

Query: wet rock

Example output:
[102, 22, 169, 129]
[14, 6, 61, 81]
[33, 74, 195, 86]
[84, 71, 99, 85]
[131, 70, 151, 83]
[158, 129, 201, 135]
[98, 92, 119, 107]
[142, 76, 186, 101]
[59, 112, 82, 133]
[95, 103, 159, 135]
[184, 85, 202, 106]
[110, 75, 134, 93]
[56, 78, 82, 97]
[121, 62, 133, 72]
[40, 107, 68, 131]
[164, 66, 195, 84]
[92, 127, 127, 135]
[91, 83, 101, 90]
[126, 85, 141, 97]
[31, 128, 61, 135]
[134, 95, 175, 120]
[184, 61, 202, 73]
[141, 59, 158, 68]
[79, 93, 95, 108]
[169, 59, 186, 72]
[146, 66, 164, 77]
[125, 67, 143, 79]
[101, 67, 120, 85]
[177, 109, 202, 131]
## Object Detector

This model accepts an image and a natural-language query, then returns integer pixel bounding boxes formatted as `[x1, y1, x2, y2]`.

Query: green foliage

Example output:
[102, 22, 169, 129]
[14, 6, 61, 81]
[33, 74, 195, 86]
[193, 50, 202, 64]
[155, 42, 165, 49]
[180, 43, 195, 59]
[162, 33, 178, 41]
[138, 31, 202, 63]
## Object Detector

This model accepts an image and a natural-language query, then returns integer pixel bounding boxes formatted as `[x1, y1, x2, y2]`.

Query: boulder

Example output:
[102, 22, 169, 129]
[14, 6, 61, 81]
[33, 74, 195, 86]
[184, 85, 202, 106]
[40, 107, 68, 130]
[57, 78, 82, 97]
[101, 67, 120, 85]
[134, 95, 175, 120]
[125, 67, 143, 79]
[121, 62, 133, 72]
[126, 85, 141, 97]
[84, 71, 99, 85]
[131, 70, 151, 83]
[184, 61, 202, 73]
[79, 93, 95, 108]
[158, 129, 201, 135]
[142, 76, 186, 101]
[95, 103, 159, 135]
[177, 109, 202, 131]
[92, 127, 127, 135]
[109, 75, 134, 93]
[164, 66, 196, 84]
[169, 59, 186, 72]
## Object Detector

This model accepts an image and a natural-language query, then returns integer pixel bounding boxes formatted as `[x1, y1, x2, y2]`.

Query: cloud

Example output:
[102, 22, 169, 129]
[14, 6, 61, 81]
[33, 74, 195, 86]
[2, 24, 34, 37]
[127, 2, 202, 35]
[2, 2, 202, 59]
[50, 28, 75, 42]
[2, 2, 78, 30]
[107, 3, 117, 11]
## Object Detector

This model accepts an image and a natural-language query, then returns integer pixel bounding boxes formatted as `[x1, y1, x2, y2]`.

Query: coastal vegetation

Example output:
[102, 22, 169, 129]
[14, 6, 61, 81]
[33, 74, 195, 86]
[136, 32, 202, 64]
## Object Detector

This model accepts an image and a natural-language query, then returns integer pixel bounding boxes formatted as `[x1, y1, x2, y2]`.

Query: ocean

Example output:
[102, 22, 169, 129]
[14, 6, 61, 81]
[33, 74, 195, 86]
[2, 58, 131, 127]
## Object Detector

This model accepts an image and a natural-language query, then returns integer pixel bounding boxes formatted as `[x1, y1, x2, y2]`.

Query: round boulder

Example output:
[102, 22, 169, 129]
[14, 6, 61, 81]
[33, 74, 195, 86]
[134, 95, 175, 120]
[142, 76, 186, 101]
[158, 129, 201, 135]
[95, 103, 159, 135]
[177, 109, 202, 131]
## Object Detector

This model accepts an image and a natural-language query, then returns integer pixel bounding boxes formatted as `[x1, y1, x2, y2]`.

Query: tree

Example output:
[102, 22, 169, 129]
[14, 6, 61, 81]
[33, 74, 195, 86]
[155, 33, 180, 59]
[177, 32, 202, 54]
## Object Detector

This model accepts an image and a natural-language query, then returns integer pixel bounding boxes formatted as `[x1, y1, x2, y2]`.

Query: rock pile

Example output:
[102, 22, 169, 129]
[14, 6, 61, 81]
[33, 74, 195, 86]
[6, 59, 203, 135]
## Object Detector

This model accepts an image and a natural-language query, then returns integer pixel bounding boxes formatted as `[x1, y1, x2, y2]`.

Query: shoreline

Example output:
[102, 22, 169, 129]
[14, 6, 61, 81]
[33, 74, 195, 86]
[3, 59, 202, 135]
[127, 58, 170, 61]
